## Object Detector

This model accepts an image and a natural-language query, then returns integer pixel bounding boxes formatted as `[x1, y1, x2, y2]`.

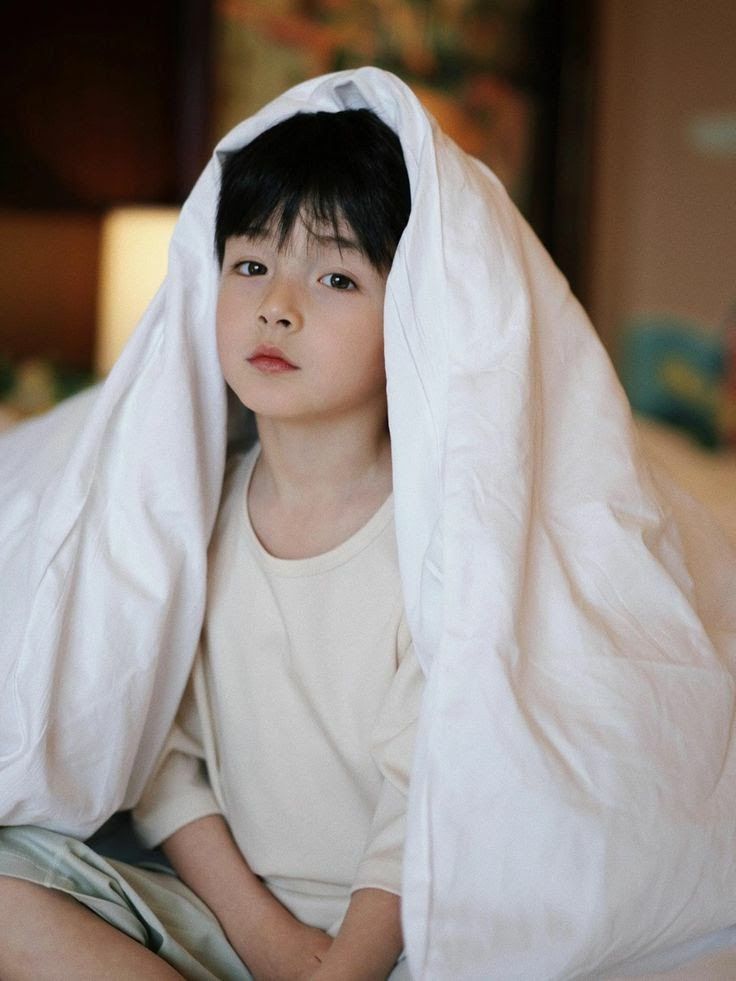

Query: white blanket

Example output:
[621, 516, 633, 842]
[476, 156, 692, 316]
[2, 67, 736, 979]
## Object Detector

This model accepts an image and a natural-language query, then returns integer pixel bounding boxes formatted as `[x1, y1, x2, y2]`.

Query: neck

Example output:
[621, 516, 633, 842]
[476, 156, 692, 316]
[252, 409, 392, 508]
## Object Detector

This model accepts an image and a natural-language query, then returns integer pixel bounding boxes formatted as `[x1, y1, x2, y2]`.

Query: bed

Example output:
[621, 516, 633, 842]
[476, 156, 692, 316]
[633, 418, 736, 546]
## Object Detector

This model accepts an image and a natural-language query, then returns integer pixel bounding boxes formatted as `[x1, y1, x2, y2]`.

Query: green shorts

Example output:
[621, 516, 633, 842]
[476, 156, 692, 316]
[0, 825, 252, 979]
[0, 824, 409, 980]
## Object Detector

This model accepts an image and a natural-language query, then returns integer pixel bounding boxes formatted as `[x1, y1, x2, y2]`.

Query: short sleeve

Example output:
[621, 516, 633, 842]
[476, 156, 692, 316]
[132, 664, 221, 848]
[353, 621, 424, 894]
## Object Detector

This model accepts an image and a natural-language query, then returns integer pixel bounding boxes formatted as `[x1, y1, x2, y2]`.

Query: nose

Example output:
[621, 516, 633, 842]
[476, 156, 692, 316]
[257, 278, 303, 331]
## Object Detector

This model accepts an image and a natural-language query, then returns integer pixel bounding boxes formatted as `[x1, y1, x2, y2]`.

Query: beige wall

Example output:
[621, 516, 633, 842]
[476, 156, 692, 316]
[589, 0, 736, 353]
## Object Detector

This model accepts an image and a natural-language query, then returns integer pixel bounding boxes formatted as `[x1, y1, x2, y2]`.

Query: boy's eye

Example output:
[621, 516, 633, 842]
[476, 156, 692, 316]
[320, 272, 356, 291]
[236, 261, 267, 276]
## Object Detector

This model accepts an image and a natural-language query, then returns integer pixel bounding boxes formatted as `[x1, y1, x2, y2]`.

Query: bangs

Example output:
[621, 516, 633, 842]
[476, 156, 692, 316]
[232, 192, 359, 258]
[216, 109, 410, 271]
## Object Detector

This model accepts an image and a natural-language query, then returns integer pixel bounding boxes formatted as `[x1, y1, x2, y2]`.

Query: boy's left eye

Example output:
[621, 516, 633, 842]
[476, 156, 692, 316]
[319, 273, 356, 291]
[236, 261, 267, 276]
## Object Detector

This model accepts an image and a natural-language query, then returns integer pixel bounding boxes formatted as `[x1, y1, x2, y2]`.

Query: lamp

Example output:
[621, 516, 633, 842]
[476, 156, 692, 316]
[95, 207, 179, 375]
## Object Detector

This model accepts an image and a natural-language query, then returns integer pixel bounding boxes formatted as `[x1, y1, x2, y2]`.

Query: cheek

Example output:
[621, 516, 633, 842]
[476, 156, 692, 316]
[334, 318, 385, 378]
[215, 294, 237, 359]
[365, 315, 387, 374]
[363, 338, 386, 381]
[215, 324, 243, 393]
[348, 323, 387, 397]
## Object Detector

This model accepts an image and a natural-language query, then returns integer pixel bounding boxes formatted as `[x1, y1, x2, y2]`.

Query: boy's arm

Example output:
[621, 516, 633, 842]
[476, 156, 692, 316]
[312, 888, 403, 981]
[311, 630, 420, 979]
[162, 813, 332, 980]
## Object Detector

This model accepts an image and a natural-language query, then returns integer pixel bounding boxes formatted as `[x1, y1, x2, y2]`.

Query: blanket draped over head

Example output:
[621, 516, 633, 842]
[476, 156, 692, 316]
[2, 68, 736, 979]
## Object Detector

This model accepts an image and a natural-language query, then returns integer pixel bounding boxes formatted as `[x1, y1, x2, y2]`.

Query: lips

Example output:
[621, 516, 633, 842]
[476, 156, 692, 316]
[246, 344, 299, 373]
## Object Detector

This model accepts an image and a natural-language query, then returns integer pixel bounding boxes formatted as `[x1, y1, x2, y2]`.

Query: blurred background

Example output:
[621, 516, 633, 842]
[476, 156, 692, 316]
[0, 0, 734, 469]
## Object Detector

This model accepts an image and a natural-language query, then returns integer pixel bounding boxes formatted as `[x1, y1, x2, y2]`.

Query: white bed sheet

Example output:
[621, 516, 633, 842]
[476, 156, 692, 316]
[606, 924, 736, 979]
[601, 420, 736, 978]
[635, 418, 736, 545]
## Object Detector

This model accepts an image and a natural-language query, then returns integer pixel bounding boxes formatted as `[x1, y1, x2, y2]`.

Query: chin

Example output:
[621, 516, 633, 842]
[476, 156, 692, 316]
[233, 392, 308, 421]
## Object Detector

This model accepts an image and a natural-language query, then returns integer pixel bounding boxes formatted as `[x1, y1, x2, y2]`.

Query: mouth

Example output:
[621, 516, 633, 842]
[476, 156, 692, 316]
[246, 344, 299, 373]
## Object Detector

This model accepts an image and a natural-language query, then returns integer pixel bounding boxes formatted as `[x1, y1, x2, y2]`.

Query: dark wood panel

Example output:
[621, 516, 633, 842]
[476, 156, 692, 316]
[0, 0, 212, 208]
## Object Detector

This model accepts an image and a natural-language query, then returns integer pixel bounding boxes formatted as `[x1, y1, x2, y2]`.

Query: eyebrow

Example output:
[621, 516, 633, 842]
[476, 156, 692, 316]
[311, 233, 363, 253]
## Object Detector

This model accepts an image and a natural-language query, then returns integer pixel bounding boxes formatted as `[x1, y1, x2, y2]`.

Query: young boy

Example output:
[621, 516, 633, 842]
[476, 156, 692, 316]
[0, 109, 420, 979]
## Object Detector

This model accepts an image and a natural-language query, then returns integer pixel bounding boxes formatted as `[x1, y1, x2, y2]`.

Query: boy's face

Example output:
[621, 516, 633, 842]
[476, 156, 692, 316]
[216, 217, 389, 427]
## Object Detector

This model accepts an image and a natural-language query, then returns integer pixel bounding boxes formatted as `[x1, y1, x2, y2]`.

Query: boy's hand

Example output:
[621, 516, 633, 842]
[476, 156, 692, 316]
[162, 817, 399, 980]
[307, 888, 403, 981]
[247, 918, 332, 981]
[162, 816, 332, 980]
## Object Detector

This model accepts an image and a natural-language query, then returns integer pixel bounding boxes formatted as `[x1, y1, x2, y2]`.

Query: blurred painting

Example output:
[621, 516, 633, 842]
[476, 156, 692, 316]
[213, 0, 540, 213]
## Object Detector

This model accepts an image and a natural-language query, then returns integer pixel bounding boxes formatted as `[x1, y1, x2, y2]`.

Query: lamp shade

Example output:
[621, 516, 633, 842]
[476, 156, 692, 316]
[96, 207, 179, 375]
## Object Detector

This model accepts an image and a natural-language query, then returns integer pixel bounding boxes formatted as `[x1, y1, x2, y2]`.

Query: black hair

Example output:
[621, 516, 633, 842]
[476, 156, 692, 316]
[215, 108, 411, 272]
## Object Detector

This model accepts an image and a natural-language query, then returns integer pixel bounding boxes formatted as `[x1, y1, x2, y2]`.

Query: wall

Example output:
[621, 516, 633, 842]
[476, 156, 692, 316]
[0, 1, 210, 371]
[0, 211, 99, 368]
[589, 0, 736, 353]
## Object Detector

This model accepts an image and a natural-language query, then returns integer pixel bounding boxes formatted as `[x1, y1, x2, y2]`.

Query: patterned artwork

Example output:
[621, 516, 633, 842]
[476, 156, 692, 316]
[213, 0, 538, 209]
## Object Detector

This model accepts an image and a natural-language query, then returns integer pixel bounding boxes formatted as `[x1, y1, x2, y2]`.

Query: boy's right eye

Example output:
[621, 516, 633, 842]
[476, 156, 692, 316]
[235, 261, 267, 276]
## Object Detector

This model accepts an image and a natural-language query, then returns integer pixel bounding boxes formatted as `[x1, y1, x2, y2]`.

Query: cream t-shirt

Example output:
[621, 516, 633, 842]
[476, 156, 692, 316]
[134, 446, 423, 934]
